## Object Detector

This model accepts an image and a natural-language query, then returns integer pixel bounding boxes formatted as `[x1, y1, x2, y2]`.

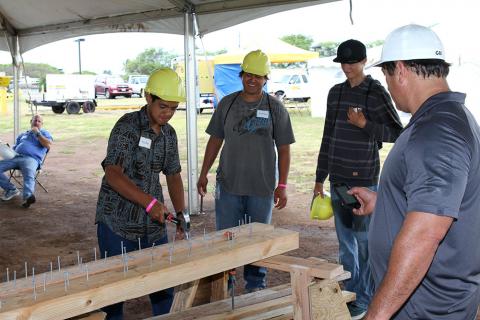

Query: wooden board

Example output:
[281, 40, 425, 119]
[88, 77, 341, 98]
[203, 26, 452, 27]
[308, 280, 350, 320]
[153, 285, 292, 320]
[0, 223, 298, 320]
[252, 255, 344, 280]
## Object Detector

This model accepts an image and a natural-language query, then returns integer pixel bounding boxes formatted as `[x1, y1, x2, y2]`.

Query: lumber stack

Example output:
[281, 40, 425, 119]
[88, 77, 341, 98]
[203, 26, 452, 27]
[0, 223, 298, 320]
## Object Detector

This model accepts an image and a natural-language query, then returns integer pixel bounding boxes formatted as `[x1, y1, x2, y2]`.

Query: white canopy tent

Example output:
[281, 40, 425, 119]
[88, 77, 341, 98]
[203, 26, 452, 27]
[0, 0, 338, 213]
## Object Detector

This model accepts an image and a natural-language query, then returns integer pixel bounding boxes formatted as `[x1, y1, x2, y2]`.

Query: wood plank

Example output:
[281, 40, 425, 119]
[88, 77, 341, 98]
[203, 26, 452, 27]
[307, 257, 351, 282]
[70, 311, 106, 320]
[252, 255, 344, 279]
[191, 296, 292, 320]
[308, 279, 350, 320]
[341, 290, 356, 304]
[239, 305, 293, 320]
[0, 223, 275, 298]
[290, 266, 313, 320]
[170, 280, 200, 312]
[153, 285, 292, 320]
[0, 224, 298, 320]
[210, 272, 228, 302]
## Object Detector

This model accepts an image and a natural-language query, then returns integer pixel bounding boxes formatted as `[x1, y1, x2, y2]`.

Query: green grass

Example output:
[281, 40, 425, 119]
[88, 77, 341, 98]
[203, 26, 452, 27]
[0, 100, 393, 195]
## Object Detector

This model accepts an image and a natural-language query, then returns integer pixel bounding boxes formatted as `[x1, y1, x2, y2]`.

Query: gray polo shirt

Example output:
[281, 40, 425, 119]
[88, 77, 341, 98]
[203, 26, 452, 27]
[370, 92, 480, 319]
[206, 91, 295, 197]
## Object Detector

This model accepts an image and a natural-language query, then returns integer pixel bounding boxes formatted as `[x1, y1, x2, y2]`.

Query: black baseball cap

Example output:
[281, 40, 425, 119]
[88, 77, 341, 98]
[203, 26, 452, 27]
[333, 39, 367, 64]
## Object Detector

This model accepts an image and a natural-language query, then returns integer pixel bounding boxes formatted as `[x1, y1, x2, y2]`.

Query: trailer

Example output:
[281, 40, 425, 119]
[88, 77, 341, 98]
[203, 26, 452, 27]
[32, 74, 96, 114]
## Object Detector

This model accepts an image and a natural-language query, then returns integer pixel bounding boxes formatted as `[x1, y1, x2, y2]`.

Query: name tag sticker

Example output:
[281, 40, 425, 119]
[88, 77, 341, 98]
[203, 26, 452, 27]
[139, 136, 152, 149]
[257, 110, 269, 119]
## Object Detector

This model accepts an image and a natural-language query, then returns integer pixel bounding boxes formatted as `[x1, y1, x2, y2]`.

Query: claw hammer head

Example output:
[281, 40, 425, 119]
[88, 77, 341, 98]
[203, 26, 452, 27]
[165, 211, 191, 239]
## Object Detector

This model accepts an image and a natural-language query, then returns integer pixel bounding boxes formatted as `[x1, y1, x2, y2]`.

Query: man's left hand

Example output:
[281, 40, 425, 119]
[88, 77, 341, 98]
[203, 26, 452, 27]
[274, 187, 287, 209]
[175, 225, 185, 240]
[347, 107, 367, 128]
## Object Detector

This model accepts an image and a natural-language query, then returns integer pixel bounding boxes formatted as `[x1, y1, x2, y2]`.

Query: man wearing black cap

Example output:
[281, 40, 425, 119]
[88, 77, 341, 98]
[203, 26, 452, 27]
[313, 39, 402, 319]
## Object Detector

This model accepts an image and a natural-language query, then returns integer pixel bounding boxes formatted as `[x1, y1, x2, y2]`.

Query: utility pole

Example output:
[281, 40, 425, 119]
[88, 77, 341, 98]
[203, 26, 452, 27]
[74, 38, 85, 74]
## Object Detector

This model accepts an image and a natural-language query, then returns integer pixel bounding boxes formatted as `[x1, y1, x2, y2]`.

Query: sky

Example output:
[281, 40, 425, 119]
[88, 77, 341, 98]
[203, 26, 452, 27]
[0, 0, 476, 75]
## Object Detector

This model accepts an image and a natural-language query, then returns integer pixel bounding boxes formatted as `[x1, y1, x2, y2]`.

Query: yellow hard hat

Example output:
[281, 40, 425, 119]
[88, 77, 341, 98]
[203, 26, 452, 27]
[310, 194, 334, 220]
[144, 67, 186, 102]
[241, 50, 271, 76]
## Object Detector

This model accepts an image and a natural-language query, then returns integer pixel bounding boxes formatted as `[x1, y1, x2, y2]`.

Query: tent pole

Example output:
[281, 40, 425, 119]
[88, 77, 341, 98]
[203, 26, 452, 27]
[184, 10, 199, 215]
[11, 36, 21, 141]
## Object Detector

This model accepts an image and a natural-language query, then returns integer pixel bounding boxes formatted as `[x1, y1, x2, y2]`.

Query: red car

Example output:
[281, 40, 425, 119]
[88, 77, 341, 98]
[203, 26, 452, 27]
[94, 75, 132, 99]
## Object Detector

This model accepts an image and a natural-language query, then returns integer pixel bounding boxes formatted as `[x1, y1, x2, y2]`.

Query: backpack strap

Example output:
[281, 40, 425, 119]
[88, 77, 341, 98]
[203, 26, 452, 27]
[224, 91, 274, 139]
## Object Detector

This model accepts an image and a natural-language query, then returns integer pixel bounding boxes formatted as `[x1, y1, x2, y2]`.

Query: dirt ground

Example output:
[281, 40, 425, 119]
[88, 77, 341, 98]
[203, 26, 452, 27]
[0, 135, 337, 319]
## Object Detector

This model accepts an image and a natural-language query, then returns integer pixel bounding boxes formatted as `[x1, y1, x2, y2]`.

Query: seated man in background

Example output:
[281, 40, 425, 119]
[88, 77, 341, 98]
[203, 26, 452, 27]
[0, 114, 53, 208]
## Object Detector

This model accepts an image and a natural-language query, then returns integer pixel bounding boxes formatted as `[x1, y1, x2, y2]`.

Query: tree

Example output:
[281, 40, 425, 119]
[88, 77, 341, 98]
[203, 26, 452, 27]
[0, 62, 62, 91]
[73, 70, 96, 75]
[366, 40, 384, 48]
[312, 41, 340, 57]
[280, 34, 314, 51]
[0, 62, 62, 78]
[124, 48, 178, 75]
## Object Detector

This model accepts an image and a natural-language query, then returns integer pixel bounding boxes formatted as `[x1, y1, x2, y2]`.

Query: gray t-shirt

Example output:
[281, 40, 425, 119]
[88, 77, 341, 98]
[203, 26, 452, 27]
[206, 91, 295, 197]
[370, 92, 480, 319]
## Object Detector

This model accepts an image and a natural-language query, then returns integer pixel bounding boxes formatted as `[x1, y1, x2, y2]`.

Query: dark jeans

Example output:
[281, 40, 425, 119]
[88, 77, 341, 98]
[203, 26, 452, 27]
[97, 222, 174, 320]
[214, 182, 273, 290]
[331, 183, 377, 311]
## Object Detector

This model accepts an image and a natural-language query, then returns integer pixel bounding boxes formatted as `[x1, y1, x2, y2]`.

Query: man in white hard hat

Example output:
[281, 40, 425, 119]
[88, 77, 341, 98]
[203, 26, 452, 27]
[314, 39, 402, 320]
[197, 50, 295, 292]
[95, 68, 187, 319]
[0, 114, 52, 208]
[350, 24, 480, 319]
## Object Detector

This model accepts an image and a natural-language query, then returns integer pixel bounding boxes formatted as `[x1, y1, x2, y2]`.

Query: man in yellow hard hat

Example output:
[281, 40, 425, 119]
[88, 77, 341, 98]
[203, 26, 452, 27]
[95, 68, 187, 319]
[197, 50, 295, 292]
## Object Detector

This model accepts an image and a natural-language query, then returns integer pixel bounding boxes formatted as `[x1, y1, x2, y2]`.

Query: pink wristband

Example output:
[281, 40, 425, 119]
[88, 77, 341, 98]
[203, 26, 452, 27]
[146, 198, 157, 213]
[277, 183, 287, 189]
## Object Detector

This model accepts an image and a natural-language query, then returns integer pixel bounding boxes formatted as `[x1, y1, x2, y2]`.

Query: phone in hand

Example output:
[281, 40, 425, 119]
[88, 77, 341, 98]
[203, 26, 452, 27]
[333, 182, 361, 209]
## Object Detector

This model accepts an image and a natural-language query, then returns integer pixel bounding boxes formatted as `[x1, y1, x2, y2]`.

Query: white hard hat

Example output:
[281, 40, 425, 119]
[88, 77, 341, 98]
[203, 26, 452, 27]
[372, 24, 445, 67]
[0, 143, 16, 160]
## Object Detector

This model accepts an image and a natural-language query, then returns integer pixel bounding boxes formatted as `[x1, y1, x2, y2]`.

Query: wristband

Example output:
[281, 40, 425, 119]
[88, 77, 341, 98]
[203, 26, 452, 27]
[146, 198, 157, 213]
[277, 183, 287, 189]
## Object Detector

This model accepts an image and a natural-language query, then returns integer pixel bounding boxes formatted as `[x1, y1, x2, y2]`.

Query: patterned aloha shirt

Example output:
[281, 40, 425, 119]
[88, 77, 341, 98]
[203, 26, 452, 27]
[95, 106, 181, 242]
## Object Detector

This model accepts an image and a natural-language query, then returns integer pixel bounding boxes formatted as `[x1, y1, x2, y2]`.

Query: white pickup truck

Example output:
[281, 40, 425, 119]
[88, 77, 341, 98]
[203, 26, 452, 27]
[268, 71, 312, 102]
[127, 75, 148, 97]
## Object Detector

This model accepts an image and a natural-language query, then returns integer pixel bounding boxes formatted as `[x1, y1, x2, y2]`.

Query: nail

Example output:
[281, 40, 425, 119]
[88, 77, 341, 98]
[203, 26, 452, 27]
[32, 267, 36, 300]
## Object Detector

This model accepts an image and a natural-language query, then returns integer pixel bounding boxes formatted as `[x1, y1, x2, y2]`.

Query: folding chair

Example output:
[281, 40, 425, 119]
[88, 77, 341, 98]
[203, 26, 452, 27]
[8, 150, 49, 193]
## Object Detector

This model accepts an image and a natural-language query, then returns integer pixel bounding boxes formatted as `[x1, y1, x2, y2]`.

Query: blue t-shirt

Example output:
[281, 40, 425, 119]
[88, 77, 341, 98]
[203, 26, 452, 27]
[370, 92, 480, 319]
[14, 129, 53, 165]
